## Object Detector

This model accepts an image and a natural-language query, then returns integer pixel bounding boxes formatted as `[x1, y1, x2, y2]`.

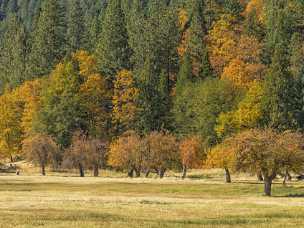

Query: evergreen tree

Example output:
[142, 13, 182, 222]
[27, 0, 66, 78]
[187, 0, 212, 79]
[264, 0, 293, 64]
[173, 52, 194, 135]
[95, 0, 131, 81]
[84, 5, 104, 52]
[0, 14, 27, 93]
[175, 52, 192, 95]
[66, 0, 85, 55]
[289, 33, 304, 128]
[244, 8, 264, 40]
[263, 41, 300, 131]
[290, 33, 304, 80]
[222, 0, 244, 17]
[136, 56, 163, 133]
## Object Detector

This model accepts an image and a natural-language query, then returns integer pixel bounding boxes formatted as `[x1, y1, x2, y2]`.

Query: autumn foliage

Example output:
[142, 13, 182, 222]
[179, 136, 205, 178]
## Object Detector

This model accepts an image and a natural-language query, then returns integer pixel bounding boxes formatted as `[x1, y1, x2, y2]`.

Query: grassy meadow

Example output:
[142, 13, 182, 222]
[0, 168, 304, 228]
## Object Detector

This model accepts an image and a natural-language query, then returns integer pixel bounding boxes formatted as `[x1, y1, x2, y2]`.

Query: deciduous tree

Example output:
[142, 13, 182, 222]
[179, 136, 206, 179]
[22, 134, 59, 176]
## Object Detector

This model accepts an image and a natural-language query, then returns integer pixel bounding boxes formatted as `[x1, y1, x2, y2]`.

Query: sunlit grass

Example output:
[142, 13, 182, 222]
[0, 170, 304, 227]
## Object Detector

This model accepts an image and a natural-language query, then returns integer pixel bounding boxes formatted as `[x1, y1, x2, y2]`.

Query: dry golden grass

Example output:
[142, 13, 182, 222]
[0, 169, 304, 227]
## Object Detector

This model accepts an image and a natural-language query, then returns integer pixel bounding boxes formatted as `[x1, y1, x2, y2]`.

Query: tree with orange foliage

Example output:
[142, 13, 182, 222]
[75, 50, 111, 137]
[221, 35, 265, 88]
[208, 15, 265, 83]
[229, 129, 304, 196]
[221, 59, 264, 88]
[108, 131, 145, 177]
[86, 138, 108, 177]
[22, 134, 59, 176]
[208, 15, 238, 74]
[179, 136, 206, 179]
[243, 0, 265, 24]
[80, 74, 111, 137]
[63, 132, 88, 177]
[146, 131, 179, 178]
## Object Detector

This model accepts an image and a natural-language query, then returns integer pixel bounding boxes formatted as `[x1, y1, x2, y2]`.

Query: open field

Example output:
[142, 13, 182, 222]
[0, 170, 304, 228]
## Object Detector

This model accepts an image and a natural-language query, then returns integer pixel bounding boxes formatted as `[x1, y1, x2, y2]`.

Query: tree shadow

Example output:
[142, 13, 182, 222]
[273, 193, 304, 198]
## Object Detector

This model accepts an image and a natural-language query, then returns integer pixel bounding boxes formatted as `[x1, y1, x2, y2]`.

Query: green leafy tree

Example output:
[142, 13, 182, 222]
[36, 60, 86, 148]
[174, 78, 239, 144]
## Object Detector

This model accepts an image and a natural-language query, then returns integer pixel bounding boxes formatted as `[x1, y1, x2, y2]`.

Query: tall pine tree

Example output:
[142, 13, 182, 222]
[66, 0, 85, 56]
[95, 0, 131, 81]
[27, 0, 66, 78]
[0, 14, 27, 93]
[262, 6, 300, 131]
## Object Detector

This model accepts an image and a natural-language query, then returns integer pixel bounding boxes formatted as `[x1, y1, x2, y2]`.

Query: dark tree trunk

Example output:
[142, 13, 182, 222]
[145, 170, 150, 178]
[264, 178, 272, 196]
[182, 165, 187, 179]
[224, 168, 231, 183]
[10, 155, 14, 163]
[93, 164, 99, 177]
[283, 170, 291, 185]
[79, 163, 85, 177]
[159, 168, 166, 178]
[128, 169, 134, 178]
[41, 163, 46, 176]
[134, 168, 141, 177]
[257, 171, 264, 181]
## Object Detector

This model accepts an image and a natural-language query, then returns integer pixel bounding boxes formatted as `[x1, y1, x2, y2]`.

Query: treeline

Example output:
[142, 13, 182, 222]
[0, 0, 304, 196]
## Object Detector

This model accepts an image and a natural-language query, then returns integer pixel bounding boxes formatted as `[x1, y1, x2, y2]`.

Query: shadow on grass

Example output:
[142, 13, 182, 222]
[273, 193, 304, 198]
[187, 174, 213, 179]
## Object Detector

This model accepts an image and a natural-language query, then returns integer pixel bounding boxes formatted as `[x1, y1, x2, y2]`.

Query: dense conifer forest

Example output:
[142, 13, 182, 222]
[0, 0, 304, 196]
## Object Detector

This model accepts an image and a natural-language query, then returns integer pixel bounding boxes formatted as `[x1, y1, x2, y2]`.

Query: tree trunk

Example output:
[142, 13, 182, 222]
[224, 168, 231, 183]
[159, 168, 166, 178]
[145, 170, 150, 178]
[79, 163, 85, 177]
[257, 171, 264, 181]
[10, 155, 14, 163]
[264, 178, 272, 196]
[41, 163, 46, 176]
[182, 165, 187, 179]
[283, 170, 291, 185]
[134, 168, 141, 177]
[93, 164, 99, 177]
[128, 169, 134, 178]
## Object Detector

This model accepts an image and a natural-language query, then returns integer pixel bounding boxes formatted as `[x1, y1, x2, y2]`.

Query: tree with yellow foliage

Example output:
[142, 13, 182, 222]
[0, 90, 23, 162]
[208, 15, 238, 74]
[205, 140, 236, 183]
[112, 70, 138, 134]
[16, 79, 44, 137]
[216, 81, 266, 138]
[243, 0, 265, 24]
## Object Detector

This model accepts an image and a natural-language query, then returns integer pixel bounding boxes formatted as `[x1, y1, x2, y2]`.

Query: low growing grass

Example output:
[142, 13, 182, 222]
[0, 170, 304, 227]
